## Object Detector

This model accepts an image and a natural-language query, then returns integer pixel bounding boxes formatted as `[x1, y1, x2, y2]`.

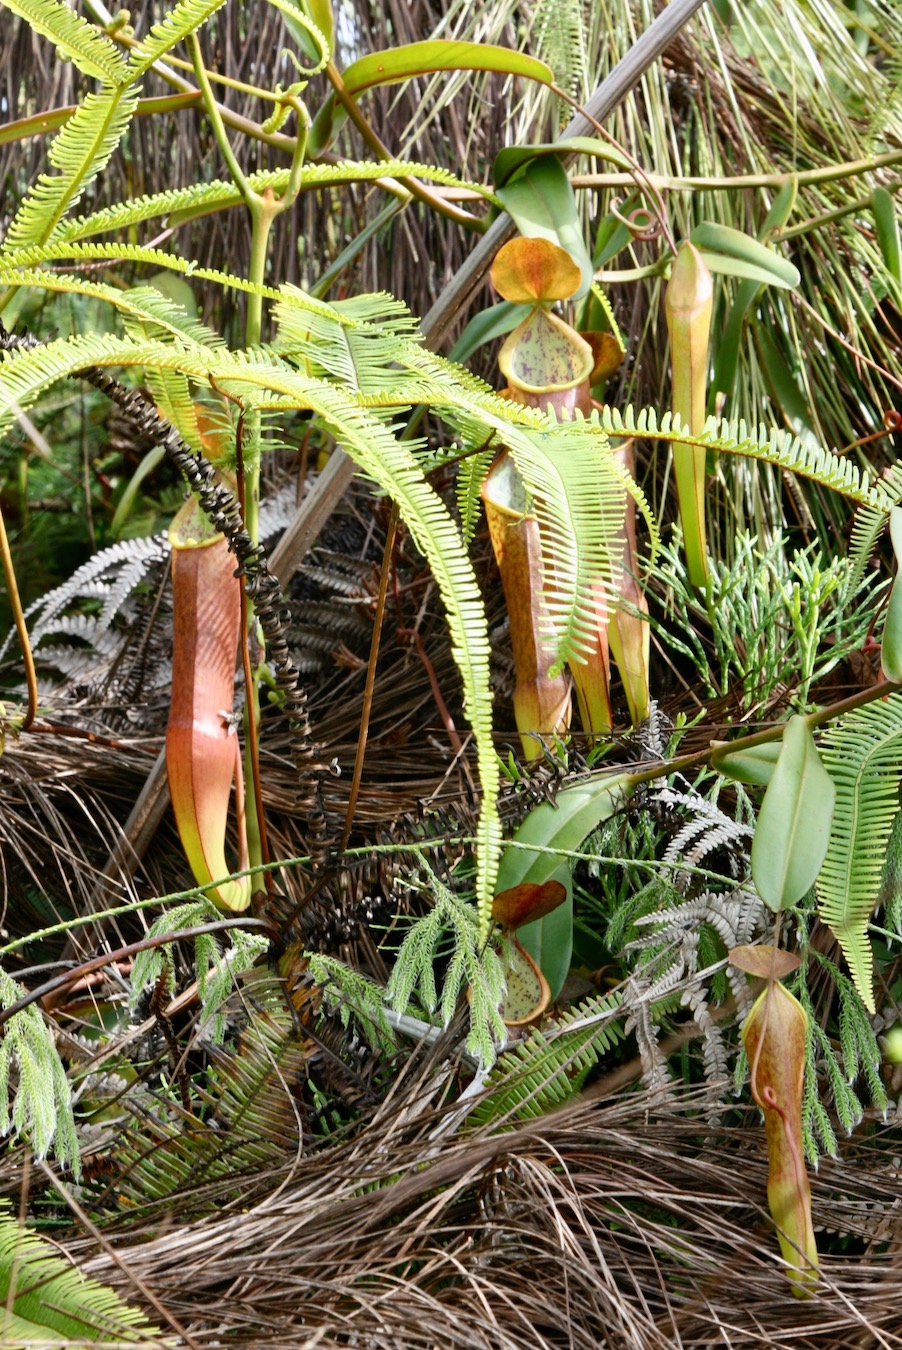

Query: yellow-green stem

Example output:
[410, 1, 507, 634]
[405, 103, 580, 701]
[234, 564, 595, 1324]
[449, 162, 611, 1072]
[0, 500, 37, 730]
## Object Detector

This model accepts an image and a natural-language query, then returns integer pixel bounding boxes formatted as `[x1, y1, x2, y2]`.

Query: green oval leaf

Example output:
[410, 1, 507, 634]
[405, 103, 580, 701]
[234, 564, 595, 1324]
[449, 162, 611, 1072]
[751, 715, 835, 912]
[699, 251, 801, 288]
[873, 187, 901, 285]
[881, 507, 902, 682]
[712, 739, 782, 786]
[760, 176, 798, 238]
[497, 772, 635, 891]
[309, 42, 553, 154]
[494, 136, 631, 190]
[690, 221, 800, 289]
[447, 300, 527, 365]
[341, 41, 553, 97]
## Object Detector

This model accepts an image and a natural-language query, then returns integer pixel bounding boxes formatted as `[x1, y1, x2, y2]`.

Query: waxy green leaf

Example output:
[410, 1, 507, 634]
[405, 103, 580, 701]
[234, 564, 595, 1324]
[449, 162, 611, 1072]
[873, 187, 901, 285]
[497, 773, 635, 891]
[309, 42, 553, 153]
[881, 507, 902, 682]
[710, 178, 798, 409]
[712, 739, 782, 786]
[493, 136, 631, 189]
[751, 716, 835, 912]
[691, 221, 800, 289]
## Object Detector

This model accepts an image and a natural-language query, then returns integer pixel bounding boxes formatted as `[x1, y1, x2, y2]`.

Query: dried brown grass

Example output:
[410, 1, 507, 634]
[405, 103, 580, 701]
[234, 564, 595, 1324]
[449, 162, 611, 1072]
[64, 1082, 902, 1350]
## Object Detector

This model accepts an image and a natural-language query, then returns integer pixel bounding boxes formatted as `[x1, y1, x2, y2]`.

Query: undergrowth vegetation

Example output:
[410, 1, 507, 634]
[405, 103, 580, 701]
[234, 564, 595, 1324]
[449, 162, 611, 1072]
[0, 0, 901, 1345]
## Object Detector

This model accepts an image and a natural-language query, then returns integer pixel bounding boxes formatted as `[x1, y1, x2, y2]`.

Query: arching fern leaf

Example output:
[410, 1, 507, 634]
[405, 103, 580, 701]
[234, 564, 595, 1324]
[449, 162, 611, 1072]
[817, 692, 902, 1011]
[468, 990, 623, 1125]
[0, 1202, 160, 1345]
[1, 86, 139, 254]
[597, 406, 886, 508]
[128, 0, 227, 77]
[54, 162, 492, 243]
[0, 0, 127, 83]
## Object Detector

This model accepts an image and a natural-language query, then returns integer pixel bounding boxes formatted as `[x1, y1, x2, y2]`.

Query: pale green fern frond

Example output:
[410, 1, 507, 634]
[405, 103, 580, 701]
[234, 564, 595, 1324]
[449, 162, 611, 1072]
[441, 392, 649, 668]
[273, 286, 425, 394]
[533, 0, 589, 125]
[598, 407, 885, 509]
[457, 440, 498, 544]
[0, 1201, 161, 1346]
[2, 85, 139, 254]
[468, 989, 623, 1125]
[54, 162, 491, 243]
[122, 284, 227, 351]
[128, 0, 227, 76]
[817, 693, 902, 1012]
[387, 873, 507, 1066]
[846, 501, 891, 602]
[121, 284, 227, 445]
[504, 419, 630, 665]
[0, 0, 127, 83]
[0, 967, 79, 1174]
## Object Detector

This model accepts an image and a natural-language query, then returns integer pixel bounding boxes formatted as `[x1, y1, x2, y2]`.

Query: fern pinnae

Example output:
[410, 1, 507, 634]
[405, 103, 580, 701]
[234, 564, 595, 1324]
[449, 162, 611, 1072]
[0, 0, 127, 84]
[457, 442, 497, 544]
[54, 162, 488, 244]
[598, 406, 884, 509]
[127, 0, 228, 76]
[469, 990, 623, 1125]
[0, 1201, 160, 1344]
[817, 693, 902, 1012]
[2, 85, 139, 256]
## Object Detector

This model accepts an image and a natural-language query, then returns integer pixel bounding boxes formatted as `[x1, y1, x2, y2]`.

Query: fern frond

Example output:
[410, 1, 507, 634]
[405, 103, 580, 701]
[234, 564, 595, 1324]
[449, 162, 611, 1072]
[597, 406, 886, 509]
[2, 86, 139, 254]
[307, 954, 399, 1055]
[122, 284, 227, 351]
[456, 441, 497, 544]
[132, 900, 268, 1044]
[386, 874, 507, 1066]
[0, 1201, 159, 1345]
[846, 502, 890, 602]
[469, 990, 623, 1124]
[130, 899, 220, 1004]
[0, 967, 79, 1174]
[533, 0, 589, 102]
[53, 162, 490, 243]
[128, 0, 227, 76]
[817, 692, 902, 1011]
[430, 377, 656, 667]
[121, 284, 227, 449]
[274, 285, 425, 395]
[115, 969, 311, 1204]
[0, 0, 127, 83]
